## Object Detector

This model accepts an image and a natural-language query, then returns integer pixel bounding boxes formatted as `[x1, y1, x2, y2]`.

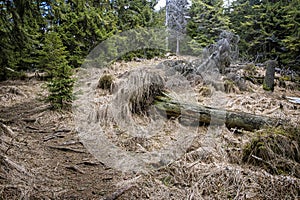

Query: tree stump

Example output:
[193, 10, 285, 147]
[263, 60, 277, 91]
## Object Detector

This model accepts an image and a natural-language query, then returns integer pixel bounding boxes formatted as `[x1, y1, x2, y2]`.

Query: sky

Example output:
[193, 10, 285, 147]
[154, 0, 233, 11]
[154, 0, 166, 10]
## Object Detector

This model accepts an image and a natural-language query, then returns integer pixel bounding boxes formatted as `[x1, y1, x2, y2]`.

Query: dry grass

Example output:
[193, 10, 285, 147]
[1, 58, 300, 199]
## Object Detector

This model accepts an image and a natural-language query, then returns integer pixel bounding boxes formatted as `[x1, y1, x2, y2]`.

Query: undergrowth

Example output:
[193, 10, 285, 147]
[242, 126, 300, 178]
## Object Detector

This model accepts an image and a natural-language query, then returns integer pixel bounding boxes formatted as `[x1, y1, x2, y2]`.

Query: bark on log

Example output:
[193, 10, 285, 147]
[154, 94, 284, 131]
[263, 60, 277, 91]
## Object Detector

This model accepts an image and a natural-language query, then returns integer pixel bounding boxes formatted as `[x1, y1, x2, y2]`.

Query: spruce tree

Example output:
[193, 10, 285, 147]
[41, 32, 74, 109]
[281, 0, 300, 70]
[0, 0, 45, 79]
[228, 0, 299, 70]
[50, 0, 117, 68]
[187, 0, 231, 54]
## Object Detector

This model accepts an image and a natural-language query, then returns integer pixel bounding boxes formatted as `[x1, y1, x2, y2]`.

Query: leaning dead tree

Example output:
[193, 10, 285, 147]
[196, 31, 239, 75]
[163, 31, 239, 77]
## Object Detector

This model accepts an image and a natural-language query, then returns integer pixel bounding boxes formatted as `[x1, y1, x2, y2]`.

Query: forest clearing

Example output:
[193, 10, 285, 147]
[1, 56, 300, 199]
[1, 0, 300, 199]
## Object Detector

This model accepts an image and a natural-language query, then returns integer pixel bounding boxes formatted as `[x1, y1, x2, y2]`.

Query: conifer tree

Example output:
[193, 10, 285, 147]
[112, 0, 158, 30]
[41, 32, 74, 109]
[50, 0, 118, 67]
[187, 0, 231, 54]
[228, 0, 299, 70]
[0, 0, 45, 79]
[281, 0, 300, 70]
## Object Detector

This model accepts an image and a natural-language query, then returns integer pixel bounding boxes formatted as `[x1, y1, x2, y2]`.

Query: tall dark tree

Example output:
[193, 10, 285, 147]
[280, 0, 300, 70]
[0, 0, 45, 80]
[49, 0, 117, 67]
[228, 0, 300, 71]
[187, 0, 231, 54]
[112, 0, 158, 31]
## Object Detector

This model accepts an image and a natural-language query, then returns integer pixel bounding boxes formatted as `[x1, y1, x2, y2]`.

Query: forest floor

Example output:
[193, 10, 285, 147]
[1, 57, 300, 199]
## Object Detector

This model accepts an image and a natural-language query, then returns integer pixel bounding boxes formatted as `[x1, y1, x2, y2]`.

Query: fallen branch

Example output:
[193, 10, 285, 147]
[0, 118, 12, 123]
[286, 96, 300, 104]
[65, 165, 85, 174]
[47, 146, 86, 153]
[21, 118, 37, 123]
[77, 161, 101, 166]
[102, 185, 133, 200]
[2, 155, 33, 177]
[24, 105, 52, 115]
[154, 94, 285, 131]
[54, 129, 72, 133]
[0, 123, 16, 137]
[43, 133, 65, 142]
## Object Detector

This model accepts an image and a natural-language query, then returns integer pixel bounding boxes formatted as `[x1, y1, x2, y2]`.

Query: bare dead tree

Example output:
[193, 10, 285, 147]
[166, 0, 189, 55]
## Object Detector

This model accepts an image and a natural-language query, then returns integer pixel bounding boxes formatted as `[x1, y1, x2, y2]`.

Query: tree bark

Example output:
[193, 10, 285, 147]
[154, 95, 284, 131]
[263, 60, 277, 91]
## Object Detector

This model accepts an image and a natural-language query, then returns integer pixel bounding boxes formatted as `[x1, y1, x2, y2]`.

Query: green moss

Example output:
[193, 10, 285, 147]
[224, 80, 235, 93]
[199, 86, 212, 96]
[263, 81, 272, 91]
[161, 176, 173, 187]
[242, 127, 300, 178]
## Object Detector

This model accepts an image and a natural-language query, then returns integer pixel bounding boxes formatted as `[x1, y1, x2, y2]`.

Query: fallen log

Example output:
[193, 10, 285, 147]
[154, 94, 285, 131]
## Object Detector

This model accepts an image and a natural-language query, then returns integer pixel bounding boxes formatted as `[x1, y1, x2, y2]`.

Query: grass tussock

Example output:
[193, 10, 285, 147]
[115, 68, 165, 115]
[242, 126, 300, 178]
[98, 74, 114, 91]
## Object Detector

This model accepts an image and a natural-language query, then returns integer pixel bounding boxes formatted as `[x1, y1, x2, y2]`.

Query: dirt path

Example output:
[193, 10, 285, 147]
[0, 80, 128, 199]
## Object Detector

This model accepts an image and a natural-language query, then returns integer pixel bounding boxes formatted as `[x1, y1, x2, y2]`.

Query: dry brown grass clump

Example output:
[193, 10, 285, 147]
[113, 68, 165, 115]
[122, 161, 300, 199]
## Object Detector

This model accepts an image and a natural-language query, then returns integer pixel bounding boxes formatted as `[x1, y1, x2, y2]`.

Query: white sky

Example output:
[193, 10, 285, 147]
[154, 0, 233, 11]
[154, 0, 166, 10]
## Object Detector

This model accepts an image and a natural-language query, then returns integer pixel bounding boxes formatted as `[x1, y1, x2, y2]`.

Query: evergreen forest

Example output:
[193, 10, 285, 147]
[1, 0, 299, 81]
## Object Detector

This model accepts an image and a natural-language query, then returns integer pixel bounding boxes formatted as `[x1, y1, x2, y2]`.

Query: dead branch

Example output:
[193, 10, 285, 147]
[102, 185, 133, 200]
[47, 146, 86, 153]
[65, 165, 85, 174]
[21, 118, 37, 123]
[0, 123, 16, 137]
[54, 129, 72, 133]
[2, 155, 33, 177]
[43, 133, 65, 142]
[24, 105, 52, 115]
[0, 118, 12, 124]
[77, 161, 101, 166]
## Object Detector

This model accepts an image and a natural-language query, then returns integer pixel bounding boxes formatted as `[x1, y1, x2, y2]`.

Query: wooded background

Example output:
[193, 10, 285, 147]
[1, 0, 299, 81]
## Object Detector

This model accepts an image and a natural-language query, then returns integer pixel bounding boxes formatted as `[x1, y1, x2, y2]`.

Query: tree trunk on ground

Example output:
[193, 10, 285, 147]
[154, 94, 284, 131]
[263, 60, 277, 91]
